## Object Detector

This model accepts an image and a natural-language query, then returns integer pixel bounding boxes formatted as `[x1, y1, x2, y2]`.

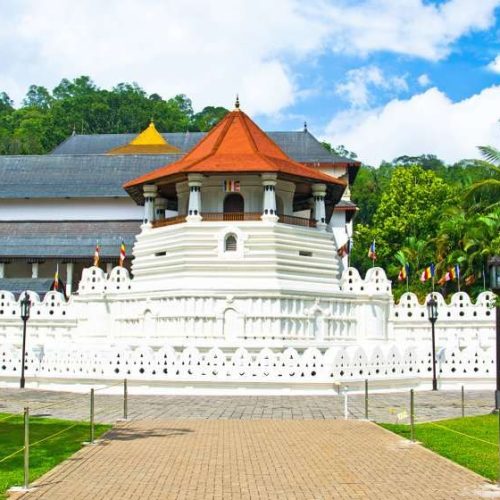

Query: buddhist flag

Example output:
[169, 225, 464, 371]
[444, 267, 456, 282]
[465, 274, 476, 286]
[398, 264, 409, 282]
[119, 240, 126, 267]
[93, 243, 100, 267]
[368, 241, 376, 260]
[420, 264, 435, 282]
[337, 240, 350, 257]
[223, 180, 240, 192]
[53, 264, 59, 290]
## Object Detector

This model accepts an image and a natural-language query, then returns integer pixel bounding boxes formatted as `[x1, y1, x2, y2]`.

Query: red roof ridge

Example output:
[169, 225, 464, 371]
[239, 111, 260, 154]
[210, 111, 236, 155]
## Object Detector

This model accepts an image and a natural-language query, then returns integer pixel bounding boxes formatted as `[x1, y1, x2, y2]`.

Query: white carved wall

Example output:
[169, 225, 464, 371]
[0, 267, 496, 389]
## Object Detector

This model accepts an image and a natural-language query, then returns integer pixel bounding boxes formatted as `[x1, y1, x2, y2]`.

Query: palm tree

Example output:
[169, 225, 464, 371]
[466, 146, 500, 209]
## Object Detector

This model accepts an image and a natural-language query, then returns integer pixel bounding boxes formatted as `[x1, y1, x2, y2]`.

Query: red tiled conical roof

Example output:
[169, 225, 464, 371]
[124, 109, 345, 191]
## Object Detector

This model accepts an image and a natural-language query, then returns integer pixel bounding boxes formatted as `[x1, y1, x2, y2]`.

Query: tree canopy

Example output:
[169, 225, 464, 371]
[348, 150, 500, 300]
[0, 76, 229, 154]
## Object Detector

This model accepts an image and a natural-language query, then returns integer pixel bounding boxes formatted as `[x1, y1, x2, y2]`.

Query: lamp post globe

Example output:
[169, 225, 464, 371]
[19, 292, 31, 389]
[488, 256, 500, 409]
[426, 295, 438, 391]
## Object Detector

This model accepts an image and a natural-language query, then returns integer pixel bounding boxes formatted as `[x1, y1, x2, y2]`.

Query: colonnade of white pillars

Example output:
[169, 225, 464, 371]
[141, 176, 328, 228]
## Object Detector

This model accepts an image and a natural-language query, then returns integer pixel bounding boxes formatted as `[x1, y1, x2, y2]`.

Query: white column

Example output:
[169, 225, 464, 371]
[261, 173, 278, 222]
[143, 184, 158, 225]
[0, 263, 5, 279]
[155, 197, 167, 220]
[66, 262, 74, 296]
[31, 262, 39, 279]
[312, 183, 327, 230]
[186, 174, 203, 222]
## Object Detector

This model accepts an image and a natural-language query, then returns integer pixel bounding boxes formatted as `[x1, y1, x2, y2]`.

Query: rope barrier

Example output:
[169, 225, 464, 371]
[0, 446, 25, 464]
[424, 421, 498, 447]
[29, 422, 82, 448]
[93, 380, 124, 392]
[31, 395, 89, 413]
[0, 412, 21, 423]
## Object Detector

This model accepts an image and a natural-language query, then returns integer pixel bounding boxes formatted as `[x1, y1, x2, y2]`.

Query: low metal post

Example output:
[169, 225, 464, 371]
[24, 407, 29, 490]
[90, 388, 95, 444]
[461, 385, 465, 418]
[364, 379, 369, 420]
[344, 387, 348, 420]
[410, 389, 415, 442]
[123, 378, 128, 420]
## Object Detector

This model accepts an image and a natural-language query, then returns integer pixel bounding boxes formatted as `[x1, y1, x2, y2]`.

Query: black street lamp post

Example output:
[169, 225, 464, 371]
[488, 256, 500, 409]
[426, 296, 439, 391]
[19, 292, 31, 389]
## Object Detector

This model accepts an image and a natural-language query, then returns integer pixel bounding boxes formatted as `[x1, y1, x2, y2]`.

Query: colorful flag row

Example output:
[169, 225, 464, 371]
[93, 241, 127, 268]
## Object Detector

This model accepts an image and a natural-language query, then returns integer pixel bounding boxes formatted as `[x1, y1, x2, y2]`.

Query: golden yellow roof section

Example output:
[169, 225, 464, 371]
[107, 122, 181, 155]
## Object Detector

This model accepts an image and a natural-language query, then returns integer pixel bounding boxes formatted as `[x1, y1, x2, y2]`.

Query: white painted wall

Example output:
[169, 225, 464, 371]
[0, 198, 145, 221]
[0, 266, 495, 391]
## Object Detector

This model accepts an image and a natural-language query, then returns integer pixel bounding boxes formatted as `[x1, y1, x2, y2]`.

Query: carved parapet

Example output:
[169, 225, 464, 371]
[339, 267, 391, 295]
[393, 291, 496, 322]
[78, 266, 132, 295]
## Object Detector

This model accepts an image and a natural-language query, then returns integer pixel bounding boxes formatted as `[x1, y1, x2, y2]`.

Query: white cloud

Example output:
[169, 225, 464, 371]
[323, 0, 500, 61]
[336, 65, 408, 107]
[0, 0, 499, 114]
[487, 55, 500, 73]
[324, 86, 500, 165]
[417, 74, 431, 87]
[1, 0, 330, 114]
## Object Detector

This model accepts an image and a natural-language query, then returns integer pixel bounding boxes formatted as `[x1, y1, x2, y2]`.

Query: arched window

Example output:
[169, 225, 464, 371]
[225, 234, 237, 252]
[223, 193, 244, 213]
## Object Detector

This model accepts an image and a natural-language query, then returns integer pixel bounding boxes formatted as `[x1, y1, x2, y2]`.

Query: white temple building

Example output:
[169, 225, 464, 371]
[0, 104, 496, 393]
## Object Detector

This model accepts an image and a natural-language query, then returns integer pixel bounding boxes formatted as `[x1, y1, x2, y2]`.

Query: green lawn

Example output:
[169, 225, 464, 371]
[0, 413, 111, 497]
[381, 414, 499, 481]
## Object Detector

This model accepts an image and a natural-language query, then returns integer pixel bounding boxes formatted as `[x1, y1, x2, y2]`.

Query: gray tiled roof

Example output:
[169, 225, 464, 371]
[0, 220, 141, 258]
[0, 155, 179, 198]
[51, 131, 349, 163]
[52, 132, 204, 155]
[0, 278, 54, 297]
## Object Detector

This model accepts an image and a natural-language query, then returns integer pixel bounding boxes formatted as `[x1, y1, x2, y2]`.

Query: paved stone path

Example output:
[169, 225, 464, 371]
[0, 388, 494, 423]
[11, 419, 498, 500]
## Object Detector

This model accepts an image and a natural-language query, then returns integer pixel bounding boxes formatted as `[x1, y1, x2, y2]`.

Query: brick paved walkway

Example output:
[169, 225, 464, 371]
[11, 419, 498, 500]
[0, 388, 494, 423]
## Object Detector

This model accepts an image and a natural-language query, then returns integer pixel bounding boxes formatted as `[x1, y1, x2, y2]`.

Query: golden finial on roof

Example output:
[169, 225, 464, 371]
[235, 94, 240, 110]
[107, 121, 181, 155]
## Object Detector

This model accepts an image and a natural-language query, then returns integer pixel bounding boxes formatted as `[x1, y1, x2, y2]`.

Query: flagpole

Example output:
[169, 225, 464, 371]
[432, 275, 435, 293]
[406, 273, 409, 293]
[483, 265, 486, 291]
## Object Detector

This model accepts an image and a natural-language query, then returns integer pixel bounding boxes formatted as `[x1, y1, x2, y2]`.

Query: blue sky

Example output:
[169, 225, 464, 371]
[1, 0, 500, 165]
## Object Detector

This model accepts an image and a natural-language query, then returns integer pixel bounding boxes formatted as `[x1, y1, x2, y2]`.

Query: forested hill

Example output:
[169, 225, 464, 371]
[0, 76, 228, 155]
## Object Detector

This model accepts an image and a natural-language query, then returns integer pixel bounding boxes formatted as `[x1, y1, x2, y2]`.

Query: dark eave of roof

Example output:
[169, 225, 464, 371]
[0, 220, 141, 258]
